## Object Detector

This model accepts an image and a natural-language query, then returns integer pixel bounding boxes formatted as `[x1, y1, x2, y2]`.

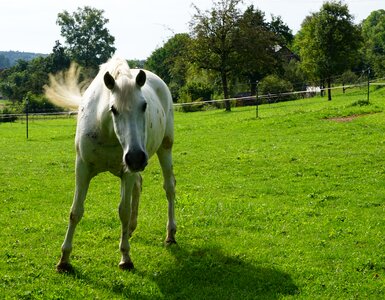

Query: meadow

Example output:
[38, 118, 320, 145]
[1, 87, 385, 299]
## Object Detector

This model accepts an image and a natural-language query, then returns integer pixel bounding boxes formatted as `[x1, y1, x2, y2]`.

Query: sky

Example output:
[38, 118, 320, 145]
[1, 0, 384, 60]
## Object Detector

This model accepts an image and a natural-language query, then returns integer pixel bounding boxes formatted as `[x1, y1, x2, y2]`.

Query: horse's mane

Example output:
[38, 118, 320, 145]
[100, 56, 132, 79]
[100, 56, 138, 112]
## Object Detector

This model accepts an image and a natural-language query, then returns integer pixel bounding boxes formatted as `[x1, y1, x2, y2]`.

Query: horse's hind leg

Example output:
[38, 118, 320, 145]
[129, 174, 142, 237]
[157, 142, 177, 244]
[57, 158, 92, 272]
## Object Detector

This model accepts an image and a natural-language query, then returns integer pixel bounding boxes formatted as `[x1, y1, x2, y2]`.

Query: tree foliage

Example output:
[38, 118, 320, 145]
[294, 1, 361, 100]
[2, 2, 385, 112]
[270, 15, 294, 46]
[259, 74, 293, 101]
[0, 43, 70, 102]
[145, 33, 191, 101]
[57, 6, 116, 68]
[362, 9, 385, 77]
[0, 54, 11, 69]
[190, 0, 242, 111]
[234, 6, 279, 95]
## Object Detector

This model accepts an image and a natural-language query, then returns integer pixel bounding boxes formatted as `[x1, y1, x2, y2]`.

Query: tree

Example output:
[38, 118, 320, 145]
[0, 60, 29, 101]
[145, 33, 191, 101]
[270, 15, 294, 46]
[0, 42, 72, 102]
[0, 54, 10, 69]
[234, 6, 278, 95]
[57, 6, 116, 68]
[362, 10, 385, 78]
[190, 0, 242, 111]
[294, 1, 361, 100]
[127, 59, 145, 69]
[48, 40, 71, 73]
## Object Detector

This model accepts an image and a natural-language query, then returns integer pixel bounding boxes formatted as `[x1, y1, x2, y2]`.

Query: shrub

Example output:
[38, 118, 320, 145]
[180, 82, 213, 102]
[177, 82, 213, 112]
[259, 75, 294, 103]
[0, 107, 17, 123]
[177, 93, 205, 112]
[24, 92, 61, 113]
[340, 70, 358, 85]
[350, 99, 370, 107]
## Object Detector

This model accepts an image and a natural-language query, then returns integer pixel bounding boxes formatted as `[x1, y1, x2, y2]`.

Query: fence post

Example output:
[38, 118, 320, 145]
[367, 67, 370, 103]
[26, 96, 29, 139]
[256, 80, 259, 118]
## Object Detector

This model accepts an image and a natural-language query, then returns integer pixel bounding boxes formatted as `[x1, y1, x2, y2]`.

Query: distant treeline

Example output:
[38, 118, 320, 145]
[0, 51, 47, 69]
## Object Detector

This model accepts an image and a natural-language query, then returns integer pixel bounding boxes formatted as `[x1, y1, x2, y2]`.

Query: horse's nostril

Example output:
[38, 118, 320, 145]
[125, 150, 148, 172]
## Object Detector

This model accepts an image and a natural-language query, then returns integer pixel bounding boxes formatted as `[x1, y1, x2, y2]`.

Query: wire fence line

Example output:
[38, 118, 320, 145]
[174, 81, 384, 107]
[1, 80, 384, 122]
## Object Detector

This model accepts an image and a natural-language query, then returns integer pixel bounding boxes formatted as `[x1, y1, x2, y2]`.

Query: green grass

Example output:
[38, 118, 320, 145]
[1, 87, 385, 299]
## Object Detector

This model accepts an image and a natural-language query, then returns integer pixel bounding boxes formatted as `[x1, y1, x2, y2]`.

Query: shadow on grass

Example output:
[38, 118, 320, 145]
[59, 265, 153, 300]
[59, 243, 298, 299]
[152, 244, 299, 299]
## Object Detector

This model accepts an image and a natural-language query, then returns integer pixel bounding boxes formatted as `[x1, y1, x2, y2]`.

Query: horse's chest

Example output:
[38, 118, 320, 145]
[78, 133, 123, 173]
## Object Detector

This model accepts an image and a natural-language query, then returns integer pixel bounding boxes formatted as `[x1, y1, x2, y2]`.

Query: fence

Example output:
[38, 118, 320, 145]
[1, 79, 384, 125]
[174, 80, 385, 110]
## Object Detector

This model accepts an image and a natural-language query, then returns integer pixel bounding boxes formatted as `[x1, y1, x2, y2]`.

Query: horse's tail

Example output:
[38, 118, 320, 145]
[44, 63, 85, 110]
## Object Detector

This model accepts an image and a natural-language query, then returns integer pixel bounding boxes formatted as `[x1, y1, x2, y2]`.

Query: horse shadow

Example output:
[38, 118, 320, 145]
[150, 244, 299, 299]
[61, 243, 298, 299]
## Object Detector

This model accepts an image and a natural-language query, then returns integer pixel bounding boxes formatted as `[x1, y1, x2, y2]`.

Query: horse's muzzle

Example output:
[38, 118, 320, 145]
[124, 149, 148, 172]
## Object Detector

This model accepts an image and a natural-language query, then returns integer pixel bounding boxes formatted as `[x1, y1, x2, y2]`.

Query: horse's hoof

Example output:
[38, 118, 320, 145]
[56, 262, 74, 273]
[165, 238, 177, 246]
[119, 261, 134, 271]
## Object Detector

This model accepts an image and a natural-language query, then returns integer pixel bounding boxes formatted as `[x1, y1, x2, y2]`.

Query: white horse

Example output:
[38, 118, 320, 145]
[45, 57, 176, 271]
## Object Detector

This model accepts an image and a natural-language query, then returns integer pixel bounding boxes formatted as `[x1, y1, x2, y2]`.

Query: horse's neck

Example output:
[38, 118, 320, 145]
[97, 97, 116, 138]
[82, 78, 115, 139]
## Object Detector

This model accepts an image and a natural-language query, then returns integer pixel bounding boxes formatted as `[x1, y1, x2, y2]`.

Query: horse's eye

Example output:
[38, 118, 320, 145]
[110, 105, 118, 116]
[142, 102, 147, 112]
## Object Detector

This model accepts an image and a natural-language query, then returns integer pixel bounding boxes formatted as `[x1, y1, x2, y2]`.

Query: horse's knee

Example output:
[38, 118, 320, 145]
[163, 175, 176, 195]
[128, 221, 137, 237]
[69, 211, 83, 225]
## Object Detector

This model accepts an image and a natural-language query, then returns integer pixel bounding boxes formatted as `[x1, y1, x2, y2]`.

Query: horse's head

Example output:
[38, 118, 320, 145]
[104, 70, 148, 173]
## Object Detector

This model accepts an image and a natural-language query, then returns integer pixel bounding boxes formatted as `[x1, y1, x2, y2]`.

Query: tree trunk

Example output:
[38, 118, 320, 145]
[221, 72, 231, 112]
[327, 77, 332, 101]
[250, 81, 257, 96]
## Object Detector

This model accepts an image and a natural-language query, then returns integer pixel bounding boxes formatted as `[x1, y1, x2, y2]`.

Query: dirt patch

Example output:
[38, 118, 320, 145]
[327, 115, 358, 122]
[326, 113, 377, 123]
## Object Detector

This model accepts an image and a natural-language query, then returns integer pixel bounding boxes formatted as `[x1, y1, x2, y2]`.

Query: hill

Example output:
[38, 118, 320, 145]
[0, 51, 47, 68]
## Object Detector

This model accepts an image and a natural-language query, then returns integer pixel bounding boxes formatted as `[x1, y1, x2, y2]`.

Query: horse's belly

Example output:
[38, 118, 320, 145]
[146, 127, 165, 157]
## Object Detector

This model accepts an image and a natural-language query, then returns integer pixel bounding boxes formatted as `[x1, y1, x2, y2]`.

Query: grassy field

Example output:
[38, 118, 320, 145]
[1, 87, 385, 299]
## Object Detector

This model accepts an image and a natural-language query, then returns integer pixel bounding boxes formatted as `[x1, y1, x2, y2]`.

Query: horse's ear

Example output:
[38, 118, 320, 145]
[136, 70, 146, 87]
[104, 72, 115, 90]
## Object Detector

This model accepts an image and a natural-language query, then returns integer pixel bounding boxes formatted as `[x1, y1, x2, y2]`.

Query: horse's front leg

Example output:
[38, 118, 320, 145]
[157, 146, 177, 244]
[119, 172, 136, 270]
[128, 174, 142, 238]
[57, 158, 92, 272]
